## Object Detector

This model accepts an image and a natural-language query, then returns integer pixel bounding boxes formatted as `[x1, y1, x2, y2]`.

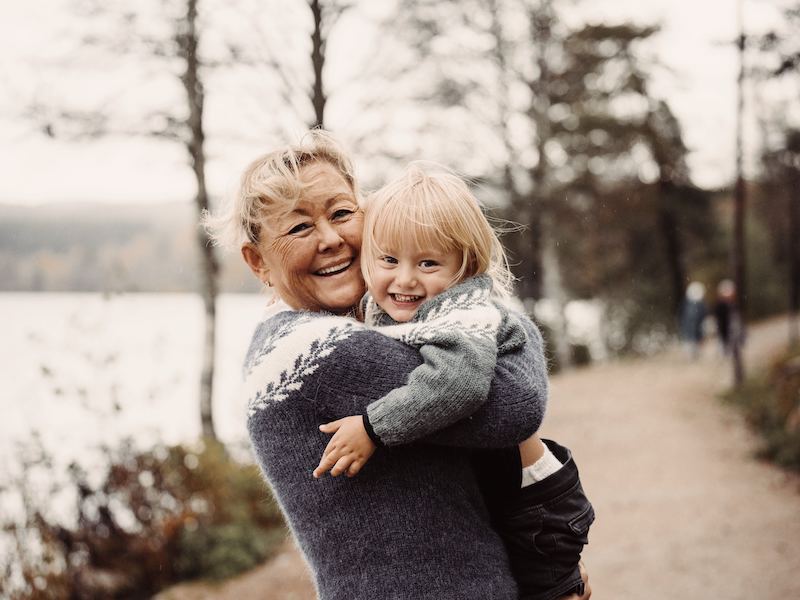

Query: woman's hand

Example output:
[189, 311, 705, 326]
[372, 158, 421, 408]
[559, 562, 591, 599]
[314, 415, 377, 478]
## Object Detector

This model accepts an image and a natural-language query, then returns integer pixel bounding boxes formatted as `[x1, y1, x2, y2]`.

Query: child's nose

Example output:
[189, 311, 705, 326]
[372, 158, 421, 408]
[396, 266, 417, 288]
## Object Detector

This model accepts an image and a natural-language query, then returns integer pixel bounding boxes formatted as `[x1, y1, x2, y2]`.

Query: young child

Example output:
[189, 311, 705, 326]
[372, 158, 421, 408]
[313, 163, 594, 600]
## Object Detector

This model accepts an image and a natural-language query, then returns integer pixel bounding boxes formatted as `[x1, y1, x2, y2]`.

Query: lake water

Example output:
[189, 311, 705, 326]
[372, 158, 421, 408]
[1, 293, 271, 523]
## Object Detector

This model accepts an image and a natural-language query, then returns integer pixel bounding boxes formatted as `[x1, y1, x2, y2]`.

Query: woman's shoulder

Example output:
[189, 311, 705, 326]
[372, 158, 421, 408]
[242, 309, 370, 413]
[244, 309, 363, 373]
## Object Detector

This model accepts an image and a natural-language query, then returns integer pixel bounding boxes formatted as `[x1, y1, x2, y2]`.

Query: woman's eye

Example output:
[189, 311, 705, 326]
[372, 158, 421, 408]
[287, 222, 311, 235]
[331, 208, 354, 220]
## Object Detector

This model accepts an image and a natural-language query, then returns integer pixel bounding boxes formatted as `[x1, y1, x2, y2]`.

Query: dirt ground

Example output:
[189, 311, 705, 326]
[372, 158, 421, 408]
[158, 317, 800, 600]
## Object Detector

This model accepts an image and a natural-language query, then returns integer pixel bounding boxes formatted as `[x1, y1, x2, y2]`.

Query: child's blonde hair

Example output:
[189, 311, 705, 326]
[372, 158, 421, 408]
[361, 162, 514, 299]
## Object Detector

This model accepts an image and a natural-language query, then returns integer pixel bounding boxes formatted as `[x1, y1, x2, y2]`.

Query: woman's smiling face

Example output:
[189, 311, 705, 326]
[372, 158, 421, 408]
[247, 161, 365, 313]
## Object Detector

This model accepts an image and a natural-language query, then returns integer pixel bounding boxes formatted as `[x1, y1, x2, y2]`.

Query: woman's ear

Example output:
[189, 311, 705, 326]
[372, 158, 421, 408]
[242, 243, 270, 285]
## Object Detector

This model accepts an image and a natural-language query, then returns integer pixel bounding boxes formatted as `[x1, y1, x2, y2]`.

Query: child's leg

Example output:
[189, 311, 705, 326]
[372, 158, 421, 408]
[496, 439, 594, 600]
[520, 434, 564, 487]
[519, 434, 546, 467]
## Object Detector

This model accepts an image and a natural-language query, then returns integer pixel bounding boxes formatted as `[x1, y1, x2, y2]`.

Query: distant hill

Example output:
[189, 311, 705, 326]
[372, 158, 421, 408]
[0, 203, 260, 293]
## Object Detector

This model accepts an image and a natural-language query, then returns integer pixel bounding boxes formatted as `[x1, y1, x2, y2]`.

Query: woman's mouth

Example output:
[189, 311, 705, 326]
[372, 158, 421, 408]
[314, 259, 353, 276]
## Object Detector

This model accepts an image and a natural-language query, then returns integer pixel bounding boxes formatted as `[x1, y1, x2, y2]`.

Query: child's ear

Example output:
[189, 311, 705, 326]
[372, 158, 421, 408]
[242, 244, 270, 285]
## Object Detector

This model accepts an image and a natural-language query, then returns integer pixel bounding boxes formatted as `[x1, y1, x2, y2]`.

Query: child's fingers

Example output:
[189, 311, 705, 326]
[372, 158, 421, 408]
[329, 455, 355, 477]
[346, 459, 365, 477]
[313, 452, 339, 478]
[319, 419, 343, 433]
[321, 432, 344, 458]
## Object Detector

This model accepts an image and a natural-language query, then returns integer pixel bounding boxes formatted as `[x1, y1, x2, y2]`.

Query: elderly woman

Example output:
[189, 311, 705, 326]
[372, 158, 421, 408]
[208, 131, 590, 600]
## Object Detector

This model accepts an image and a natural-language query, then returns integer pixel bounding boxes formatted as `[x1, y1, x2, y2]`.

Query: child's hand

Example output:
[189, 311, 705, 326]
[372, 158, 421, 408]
[314, 416, 376, 479]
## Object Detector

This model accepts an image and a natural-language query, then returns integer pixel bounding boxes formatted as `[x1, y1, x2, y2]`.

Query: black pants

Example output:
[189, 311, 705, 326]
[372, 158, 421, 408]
[475, 439, 595, 600]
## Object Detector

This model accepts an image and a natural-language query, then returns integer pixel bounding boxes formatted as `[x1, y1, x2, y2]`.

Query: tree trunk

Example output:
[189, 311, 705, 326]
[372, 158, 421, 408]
[642, 102, 688, 314]
[540, 212, 571, 369]
[790, 169, 800, 348]
[527, 1, 570, 367]
[309, 0, 326, 128]
[656, 183, 687, 314]
[487, 0, 540, 300]
[181, 0, 219, 439]
[731, 8, 746, 385]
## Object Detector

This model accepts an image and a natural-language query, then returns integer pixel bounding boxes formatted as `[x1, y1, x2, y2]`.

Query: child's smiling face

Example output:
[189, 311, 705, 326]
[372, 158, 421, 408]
[369, 245, 462, 322]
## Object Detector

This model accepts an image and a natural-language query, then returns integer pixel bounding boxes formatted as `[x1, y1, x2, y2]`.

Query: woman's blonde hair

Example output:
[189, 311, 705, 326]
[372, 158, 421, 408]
[203, 129, 358, 249]
[361, 162, 514, 299]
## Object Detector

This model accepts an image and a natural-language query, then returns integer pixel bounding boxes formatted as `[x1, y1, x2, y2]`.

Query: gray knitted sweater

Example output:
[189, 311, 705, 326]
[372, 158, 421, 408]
[361, 275, 530, 447]
[244, 288, 548, 599]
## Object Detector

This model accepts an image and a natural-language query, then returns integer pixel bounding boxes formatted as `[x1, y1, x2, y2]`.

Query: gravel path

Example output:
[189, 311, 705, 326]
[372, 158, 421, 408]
[543, 317, 800, 599]
[160, 317, 800, 599]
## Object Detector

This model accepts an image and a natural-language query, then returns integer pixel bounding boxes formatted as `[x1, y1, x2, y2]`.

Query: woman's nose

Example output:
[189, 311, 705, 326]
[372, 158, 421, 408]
[316, 219, 344, 252]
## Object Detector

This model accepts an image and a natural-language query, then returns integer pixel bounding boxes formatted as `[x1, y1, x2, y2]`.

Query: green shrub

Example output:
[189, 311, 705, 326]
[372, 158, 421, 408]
[2, 438, 285, 599]
[176, 521, 286, 581]
[724, 347, 800, 472]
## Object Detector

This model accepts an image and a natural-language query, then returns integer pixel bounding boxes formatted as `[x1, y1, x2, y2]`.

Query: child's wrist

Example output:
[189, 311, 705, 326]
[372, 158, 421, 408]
[362, 414, 384, 447]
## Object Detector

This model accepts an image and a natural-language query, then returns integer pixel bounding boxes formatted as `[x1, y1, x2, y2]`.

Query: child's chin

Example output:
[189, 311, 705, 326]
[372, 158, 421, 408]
[388, 308, 415, 323]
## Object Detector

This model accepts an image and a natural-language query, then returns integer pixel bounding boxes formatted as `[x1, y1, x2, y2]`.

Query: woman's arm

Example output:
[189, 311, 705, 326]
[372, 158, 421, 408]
[423, 315, 548, 447]
[310, 313, 547, 449]
[363, 331, 497, 445]
[313, 325, 501, 478]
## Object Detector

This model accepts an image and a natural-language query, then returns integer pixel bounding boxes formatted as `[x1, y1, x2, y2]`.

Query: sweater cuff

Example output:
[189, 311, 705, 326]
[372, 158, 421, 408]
[362, 413, 385, 447]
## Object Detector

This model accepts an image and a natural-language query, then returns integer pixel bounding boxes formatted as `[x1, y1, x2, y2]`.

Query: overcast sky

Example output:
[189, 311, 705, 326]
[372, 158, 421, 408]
[0, 0, 792, 207]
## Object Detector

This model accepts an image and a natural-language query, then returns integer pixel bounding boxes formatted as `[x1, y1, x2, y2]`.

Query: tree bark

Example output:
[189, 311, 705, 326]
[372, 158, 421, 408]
[656, 183, 687, 314]
[790, 168, 800, 348]
[309, 0, 326, 128]
[642, 102, 688, 314]
[180, 0, 219, 439]
[731, 9, 747, 385]
[527, 1, 570, 368]
[487, 0, 541, 300]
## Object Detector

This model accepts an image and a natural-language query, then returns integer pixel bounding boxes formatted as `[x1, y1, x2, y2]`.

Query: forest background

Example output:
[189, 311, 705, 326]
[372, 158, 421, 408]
[1, 0, 798, 597]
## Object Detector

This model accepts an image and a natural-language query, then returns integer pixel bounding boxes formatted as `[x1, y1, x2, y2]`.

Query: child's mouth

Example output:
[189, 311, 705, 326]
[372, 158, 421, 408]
[391, 293, 422, 304]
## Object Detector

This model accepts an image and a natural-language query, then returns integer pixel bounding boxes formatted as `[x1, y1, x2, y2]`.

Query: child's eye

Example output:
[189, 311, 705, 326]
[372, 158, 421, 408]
[380, 255, 398, 265]
[287, 222, 312, 235]
[420, 260, 439, 269]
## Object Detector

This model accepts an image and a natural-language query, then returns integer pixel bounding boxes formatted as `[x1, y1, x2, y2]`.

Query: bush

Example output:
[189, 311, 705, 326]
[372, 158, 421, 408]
[1, 438, 285, 599]
[176, 521, 285, 581]
[724, 347, 800, 472]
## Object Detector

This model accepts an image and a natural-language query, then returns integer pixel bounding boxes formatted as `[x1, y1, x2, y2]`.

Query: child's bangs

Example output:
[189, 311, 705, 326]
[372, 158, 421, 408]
[369, 195, 458, 256]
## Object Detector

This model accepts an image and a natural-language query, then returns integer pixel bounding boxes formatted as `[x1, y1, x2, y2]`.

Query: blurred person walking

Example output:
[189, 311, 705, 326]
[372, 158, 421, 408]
[679, 282, 707, 359]
[714, 280, 737, 356]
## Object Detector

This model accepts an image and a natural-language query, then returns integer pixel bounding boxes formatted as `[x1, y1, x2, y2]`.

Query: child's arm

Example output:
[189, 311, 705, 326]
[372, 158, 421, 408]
[314, 277, 527, 477]
[312, 322, 497, 478]
[424, 313, 547, 448]
[304, 310, 546, 448]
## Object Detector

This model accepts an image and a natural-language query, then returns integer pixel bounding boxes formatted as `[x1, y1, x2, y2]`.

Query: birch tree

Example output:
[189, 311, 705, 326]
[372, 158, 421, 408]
[27, 0, 223, 438]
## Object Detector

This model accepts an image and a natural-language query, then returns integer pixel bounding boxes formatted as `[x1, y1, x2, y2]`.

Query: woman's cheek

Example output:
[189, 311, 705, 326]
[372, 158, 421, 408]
[345, 212, 365, 249]
[267, 236, 318, 303]
[268, 235, 306, 270]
